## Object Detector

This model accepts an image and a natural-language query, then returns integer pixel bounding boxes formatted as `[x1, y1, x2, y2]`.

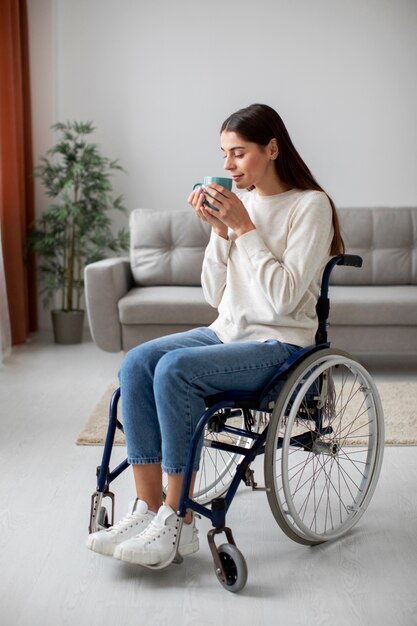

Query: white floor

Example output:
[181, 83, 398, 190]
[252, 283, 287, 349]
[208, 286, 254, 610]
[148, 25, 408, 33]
[1, 333, 417, 626]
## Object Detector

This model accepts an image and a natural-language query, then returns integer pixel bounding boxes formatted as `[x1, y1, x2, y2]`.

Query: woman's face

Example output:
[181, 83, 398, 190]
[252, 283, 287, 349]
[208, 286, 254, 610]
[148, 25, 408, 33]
[220, 130, 277, 190]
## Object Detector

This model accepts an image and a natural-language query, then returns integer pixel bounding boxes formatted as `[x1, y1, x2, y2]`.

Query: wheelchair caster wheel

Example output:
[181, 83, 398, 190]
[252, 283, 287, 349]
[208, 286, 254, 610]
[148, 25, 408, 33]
[214, 544, 248, 593]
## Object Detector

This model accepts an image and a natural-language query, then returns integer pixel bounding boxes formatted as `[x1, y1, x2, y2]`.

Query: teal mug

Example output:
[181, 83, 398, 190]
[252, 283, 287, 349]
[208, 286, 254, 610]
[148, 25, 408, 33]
[193, 176, 232, 210]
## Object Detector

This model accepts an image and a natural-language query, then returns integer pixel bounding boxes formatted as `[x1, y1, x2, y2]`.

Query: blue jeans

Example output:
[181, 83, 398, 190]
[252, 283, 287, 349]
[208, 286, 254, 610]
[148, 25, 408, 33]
[119, 327, 299, 475]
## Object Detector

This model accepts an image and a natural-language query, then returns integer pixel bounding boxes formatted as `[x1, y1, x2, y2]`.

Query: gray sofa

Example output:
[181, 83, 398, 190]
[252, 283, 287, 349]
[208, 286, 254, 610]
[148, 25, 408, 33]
[85, 206, 417, 354]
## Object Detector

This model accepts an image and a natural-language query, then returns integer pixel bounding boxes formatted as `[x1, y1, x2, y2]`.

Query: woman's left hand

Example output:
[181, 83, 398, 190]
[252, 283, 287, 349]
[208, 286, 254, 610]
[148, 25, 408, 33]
[201, 183, 256, 237]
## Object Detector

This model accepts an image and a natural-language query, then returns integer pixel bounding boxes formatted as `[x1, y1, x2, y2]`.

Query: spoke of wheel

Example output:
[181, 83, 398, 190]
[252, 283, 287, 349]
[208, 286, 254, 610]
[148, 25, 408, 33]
[308, 452, 352, 518]
[307, 454, 339, 531]
[293, 454, 328, 525]
[333, 455, 364, 501]
[337, 446, 370, 474]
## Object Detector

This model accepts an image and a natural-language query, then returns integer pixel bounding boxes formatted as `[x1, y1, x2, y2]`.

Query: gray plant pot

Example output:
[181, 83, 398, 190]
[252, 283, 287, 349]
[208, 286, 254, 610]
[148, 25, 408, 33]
[51, 309, 85, 344]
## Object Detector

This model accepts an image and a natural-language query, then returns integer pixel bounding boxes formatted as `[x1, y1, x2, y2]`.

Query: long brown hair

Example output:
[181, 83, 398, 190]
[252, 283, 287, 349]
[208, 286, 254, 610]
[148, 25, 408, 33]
[221, 104, 344, 255]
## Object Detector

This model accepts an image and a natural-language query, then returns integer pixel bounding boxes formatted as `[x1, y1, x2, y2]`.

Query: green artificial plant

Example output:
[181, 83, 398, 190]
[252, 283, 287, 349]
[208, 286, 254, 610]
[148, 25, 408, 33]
[28, 121, 129, 312]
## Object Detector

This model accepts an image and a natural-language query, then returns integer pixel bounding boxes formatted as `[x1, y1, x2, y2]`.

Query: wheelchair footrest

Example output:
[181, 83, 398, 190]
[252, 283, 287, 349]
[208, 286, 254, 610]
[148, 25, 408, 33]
[89, 490, 115, 533]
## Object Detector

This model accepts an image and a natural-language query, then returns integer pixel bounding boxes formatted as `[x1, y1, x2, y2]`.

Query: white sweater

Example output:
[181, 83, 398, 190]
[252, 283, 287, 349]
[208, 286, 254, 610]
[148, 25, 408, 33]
[201, 188, 334, 347]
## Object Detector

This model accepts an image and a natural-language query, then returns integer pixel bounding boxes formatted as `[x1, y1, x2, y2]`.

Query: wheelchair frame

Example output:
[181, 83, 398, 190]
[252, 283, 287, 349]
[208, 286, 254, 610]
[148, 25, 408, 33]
[88, 255, 385, 592]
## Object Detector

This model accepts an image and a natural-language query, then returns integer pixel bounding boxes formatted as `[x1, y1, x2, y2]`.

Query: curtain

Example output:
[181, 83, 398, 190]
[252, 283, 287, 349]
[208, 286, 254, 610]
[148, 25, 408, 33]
[0, 0, 37, 347]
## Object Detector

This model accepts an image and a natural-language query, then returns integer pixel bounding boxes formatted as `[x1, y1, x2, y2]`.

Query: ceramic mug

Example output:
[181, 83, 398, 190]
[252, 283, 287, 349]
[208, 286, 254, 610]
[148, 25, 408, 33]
[193, 176, 232, 210]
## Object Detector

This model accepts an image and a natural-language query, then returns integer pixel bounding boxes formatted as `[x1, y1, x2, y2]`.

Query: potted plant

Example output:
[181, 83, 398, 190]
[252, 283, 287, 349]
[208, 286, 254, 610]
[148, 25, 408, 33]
[28, 121, 129, 344]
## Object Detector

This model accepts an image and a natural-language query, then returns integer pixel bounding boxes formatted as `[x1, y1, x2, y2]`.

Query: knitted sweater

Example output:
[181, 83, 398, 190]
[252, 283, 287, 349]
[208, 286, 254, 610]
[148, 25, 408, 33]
[201, 188, 334, 347]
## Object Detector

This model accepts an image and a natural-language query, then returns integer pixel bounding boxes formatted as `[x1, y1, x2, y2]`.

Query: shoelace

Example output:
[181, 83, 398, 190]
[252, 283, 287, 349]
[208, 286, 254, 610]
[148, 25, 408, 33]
[108, 512, 146, 532]
[139, 518, 178, 541]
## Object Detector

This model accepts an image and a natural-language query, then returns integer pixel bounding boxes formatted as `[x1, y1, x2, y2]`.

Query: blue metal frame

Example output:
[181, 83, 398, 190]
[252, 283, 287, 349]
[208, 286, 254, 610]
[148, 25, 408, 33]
[91, 255, 363, 533]
[177, 401, 268, 524]
[95, 387, 129, 493]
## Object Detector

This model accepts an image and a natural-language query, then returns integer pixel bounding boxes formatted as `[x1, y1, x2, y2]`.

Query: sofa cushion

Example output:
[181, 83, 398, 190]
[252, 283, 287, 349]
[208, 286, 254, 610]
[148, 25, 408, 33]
[329, 285, 417, 325]
[118, 285, 217, 325]
[130, 209, 210, 286]
[331, 207, 417, 285]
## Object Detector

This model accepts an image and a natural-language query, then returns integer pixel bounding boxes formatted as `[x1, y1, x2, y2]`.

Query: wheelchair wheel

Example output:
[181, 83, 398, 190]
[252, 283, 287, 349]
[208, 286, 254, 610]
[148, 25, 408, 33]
[264, 348, 384, 545]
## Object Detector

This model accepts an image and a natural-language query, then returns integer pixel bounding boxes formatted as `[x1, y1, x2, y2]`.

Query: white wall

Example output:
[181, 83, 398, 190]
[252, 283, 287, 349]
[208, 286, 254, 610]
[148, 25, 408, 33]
[29, 0, 417, 212]
[27, 0, 417, 325]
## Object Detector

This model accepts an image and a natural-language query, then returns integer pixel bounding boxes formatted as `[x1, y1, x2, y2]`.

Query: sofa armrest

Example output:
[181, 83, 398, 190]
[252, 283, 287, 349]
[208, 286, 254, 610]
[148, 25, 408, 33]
[84, 257, 133, 352]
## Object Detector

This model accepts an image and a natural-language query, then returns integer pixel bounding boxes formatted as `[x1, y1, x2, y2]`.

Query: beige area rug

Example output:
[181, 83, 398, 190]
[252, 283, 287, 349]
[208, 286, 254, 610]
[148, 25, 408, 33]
[76, 380, 417, 446]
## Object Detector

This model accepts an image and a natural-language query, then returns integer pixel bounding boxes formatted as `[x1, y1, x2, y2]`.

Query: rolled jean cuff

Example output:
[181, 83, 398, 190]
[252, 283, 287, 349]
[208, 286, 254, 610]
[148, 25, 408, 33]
[128, 456, 162, 465]
[162, 463, 200, 475]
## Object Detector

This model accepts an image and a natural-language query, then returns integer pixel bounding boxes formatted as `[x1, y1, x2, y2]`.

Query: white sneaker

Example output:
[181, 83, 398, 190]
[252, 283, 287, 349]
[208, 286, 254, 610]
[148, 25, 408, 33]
[86, 499, 155, 556]
[114, 504, 199, 565]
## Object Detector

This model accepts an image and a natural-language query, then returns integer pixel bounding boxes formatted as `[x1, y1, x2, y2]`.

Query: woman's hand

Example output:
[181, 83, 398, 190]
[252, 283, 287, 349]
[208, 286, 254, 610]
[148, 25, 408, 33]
[188, 183, 255, 238]
[187, 186, 228, 239]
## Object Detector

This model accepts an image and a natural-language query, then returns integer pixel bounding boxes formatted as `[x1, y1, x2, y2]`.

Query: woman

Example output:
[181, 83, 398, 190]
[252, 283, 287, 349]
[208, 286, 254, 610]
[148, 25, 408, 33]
[87, 103, 344, 566]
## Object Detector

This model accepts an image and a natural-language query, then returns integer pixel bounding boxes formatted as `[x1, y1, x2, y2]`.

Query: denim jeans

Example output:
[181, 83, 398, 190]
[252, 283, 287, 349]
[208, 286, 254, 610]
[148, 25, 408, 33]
[119, 327, 299, 474]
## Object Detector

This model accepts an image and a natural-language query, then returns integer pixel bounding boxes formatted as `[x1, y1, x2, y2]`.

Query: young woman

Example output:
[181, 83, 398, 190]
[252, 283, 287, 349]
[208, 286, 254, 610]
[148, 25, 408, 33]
[87, 103, 344, 566]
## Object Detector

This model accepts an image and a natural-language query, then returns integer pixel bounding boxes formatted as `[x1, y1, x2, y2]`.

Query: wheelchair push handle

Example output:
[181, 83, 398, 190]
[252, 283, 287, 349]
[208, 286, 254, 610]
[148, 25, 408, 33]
[336, 254, 363, 268]
[315, 254, 363, 345]
[320, 254, 363, 297]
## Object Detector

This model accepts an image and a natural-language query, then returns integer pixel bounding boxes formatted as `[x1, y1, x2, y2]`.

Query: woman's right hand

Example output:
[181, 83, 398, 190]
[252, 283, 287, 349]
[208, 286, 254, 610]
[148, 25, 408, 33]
[187, 187, 228, 239]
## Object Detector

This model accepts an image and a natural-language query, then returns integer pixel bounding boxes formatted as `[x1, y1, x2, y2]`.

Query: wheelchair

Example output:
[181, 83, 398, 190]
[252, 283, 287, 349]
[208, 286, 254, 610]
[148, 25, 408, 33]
[88, 255, 384, 592]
